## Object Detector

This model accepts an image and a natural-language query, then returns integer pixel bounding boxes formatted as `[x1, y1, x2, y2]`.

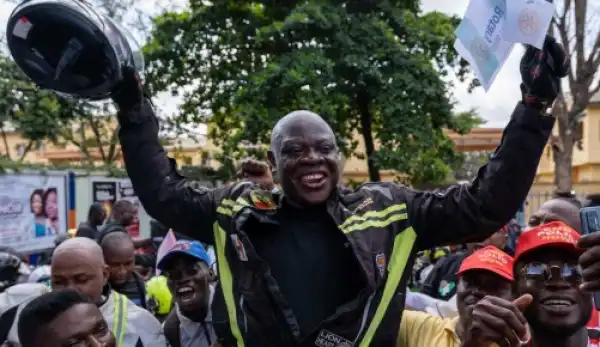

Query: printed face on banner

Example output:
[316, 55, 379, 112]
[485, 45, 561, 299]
[0, 175, 67, 253]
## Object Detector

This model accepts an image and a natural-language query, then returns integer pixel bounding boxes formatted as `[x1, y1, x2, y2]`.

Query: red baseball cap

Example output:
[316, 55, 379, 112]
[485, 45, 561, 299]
[457, 245, 514, 281]
[514, 221, 581, 262]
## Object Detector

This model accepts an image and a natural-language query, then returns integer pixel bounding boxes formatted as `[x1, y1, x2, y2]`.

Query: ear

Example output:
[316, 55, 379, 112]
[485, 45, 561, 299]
[101, 264, 110, 287]
[267, 150, 277, 174]
[208, 268, 217, 283]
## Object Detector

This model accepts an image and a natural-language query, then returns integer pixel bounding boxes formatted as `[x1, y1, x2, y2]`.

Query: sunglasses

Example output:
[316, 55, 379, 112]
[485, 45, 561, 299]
[520, 262, 583, 284]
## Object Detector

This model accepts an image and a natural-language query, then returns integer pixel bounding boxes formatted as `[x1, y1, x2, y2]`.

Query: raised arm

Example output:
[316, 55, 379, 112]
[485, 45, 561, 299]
[406, 36, 569, 250]
[112, 69, 219, 244]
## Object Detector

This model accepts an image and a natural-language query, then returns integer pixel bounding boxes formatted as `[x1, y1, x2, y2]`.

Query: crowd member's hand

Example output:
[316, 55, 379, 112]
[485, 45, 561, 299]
[238, 159, 275, 190]
[462, 294, 532, 347]
[578, 233, 600, 291]
[519, 35, 569, 110]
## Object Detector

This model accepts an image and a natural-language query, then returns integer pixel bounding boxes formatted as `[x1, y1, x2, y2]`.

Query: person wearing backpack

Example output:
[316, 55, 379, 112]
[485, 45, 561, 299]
[157, 241, 216, 347]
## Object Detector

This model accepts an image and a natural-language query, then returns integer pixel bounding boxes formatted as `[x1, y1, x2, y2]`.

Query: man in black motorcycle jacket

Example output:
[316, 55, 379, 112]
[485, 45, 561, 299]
[110, 36, 569, 347]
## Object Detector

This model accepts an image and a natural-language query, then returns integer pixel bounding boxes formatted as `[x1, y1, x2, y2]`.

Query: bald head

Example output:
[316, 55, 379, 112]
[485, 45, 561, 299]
[53, 237, 105, 265]
[271, 110, 334, 151]
[51, 238, 108, 300]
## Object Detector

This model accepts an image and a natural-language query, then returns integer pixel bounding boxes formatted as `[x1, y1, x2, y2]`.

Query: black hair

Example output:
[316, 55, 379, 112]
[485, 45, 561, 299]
[29, 189, 44, 214]
[88, 202, 106, 223]
[42, 188, 58, 220]
[109, 200, 134, 223]
[584, 194, 600, 208]
[18, 290, 94, 347]
[99, 231, 133, 254]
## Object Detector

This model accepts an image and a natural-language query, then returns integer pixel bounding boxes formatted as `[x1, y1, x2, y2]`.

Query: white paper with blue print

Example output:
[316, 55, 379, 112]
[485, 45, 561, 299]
[454, 0, 515, 91]
[503, 0, 555, 49]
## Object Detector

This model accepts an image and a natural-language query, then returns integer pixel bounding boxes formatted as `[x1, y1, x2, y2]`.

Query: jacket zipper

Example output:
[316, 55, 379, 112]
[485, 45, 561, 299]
[239, 295, 248, 333]
[353, 292, 375, 344]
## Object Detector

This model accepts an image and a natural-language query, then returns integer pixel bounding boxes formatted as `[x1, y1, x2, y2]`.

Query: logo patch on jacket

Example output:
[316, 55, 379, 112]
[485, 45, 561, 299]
[250, 191, 276, 210]
[315, 330, 354, 347]
[230, 234, 248, 261]
[375, 253, 386, 277]
[438, 280, 456, 297]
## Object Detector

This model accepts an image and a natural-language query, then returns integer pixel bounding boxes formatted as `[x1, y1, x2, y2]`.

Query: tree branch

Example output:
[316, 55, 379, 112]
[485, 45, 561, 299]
[0, 124, 11, 159]
[87, 116, 107, 161]
[18, 140, 34, 162]
[573, 0, 586, 81]
[106, 124, 120, 163]
[552, 15, 576, 89]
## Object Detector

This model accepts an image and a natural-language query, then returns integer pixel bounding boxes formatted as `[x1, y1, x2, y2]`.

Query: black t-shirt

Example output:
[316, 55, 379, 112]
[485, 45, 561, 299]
[111, 272, 147, 309]
[75, 221, 98, 239]
[248, 204, 365, 337]
[420, 251, 469, 300]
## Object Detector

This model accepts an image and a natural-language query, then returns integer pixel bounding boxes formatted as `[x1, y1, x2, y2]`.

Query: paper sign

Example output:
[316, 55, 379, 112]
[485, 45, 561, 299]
[454, 0, 515, 90]
[12, 17, 32, 40]
[503, 0, 555, 49]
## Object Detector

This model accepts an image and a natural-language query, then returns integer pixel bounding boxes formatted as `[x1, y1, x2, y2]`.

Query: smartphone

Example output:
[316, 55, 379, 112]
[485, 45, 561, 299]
[580, 206, 600, 311]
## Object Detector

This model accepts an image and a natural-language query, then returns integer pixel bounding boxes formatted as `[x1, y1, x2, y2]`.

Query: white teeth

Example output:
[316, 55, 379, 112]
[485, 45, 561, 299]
[543, 299, 572, 306]
[177, 287, 193, 294]
[302, 173, 324, 181]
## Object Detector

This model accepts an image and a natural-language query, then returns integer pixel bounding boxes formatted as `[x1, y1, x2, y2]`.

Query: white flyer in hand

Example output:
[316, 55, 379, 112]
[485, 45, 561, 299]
[503, 0, 555, 49]
[454, 0, 515, 90]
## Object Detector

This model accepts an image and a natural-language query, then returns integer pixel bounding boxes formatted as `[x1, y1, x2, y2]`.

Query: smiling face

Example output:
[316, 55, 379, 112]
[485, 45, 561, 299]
[516, 247, 592, 336]
[268, 111, 340, 206]
[456, 270, 514, 324]
[164, 255, 211, 319]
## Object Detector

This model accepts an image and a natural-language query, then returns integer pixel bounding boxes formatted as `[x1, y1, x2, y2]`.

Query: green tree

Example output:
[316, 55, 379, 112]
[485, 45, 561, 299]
[145, 1, 476, 185]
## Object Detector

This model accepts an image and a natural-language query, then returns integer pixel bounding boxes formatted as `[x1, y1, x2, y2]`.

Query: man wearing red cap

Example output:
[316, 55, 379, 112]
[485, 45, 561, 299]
[466, 221, 594, 347]
[398, 246, 515, 347]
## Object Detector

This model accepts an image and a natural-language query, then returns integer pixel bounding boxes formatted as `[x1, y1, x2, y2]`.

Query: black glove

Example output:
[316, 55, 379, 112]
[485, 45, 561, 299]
[111, 65, 144, 111]
[520, 35, 569, 110]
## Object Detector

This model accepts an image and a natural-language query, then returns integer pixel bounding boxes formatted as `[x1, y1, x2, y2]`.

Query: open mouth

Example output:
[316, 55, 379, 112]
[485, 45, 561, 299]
[298, 172, 328, 189]
[176, 286, 197, 304]
[540, 297, 575, 314]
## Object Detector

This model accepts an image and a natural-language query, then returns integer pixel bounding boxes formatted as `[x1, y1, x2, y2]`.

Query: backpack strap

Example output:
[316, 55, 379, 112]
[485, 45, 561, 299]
[0, 305, 19, 344]
[163, 310, 181, 347]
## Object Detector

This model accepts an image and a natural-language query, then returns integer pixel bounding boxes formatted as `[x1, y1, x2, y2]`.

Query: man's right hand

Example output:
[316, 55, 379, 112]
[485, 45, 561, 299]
[462, 295, 532, 347]
[238, 159, 275, 191]
[111, 66, 143, 112]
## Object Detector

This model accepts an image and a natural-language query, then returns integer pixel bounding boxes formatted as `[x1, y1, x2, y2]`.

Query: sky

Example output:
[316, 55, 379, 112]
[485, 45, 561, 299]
[0, 0, 525, 128]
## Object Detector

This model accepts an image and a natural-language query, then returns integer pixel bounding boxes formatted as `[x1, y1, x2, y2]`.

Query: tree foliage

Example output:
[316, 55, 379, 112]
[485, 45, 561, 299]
[550, 0, 600, 192]
[145, 0, 478, 185]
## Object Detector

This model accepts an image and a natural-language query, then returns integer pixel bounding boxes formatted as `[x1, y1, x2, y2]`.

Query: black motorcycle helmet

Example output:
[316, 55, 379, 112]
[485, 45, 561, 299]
[0, 252, 31, 293]
[6, 0, 144, 100]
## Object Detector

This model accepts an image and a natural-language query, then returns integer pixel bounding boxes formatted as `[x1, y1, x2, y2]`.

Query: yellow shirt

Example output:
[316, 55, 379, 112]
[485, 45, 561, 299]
[397, 310, 460, 347]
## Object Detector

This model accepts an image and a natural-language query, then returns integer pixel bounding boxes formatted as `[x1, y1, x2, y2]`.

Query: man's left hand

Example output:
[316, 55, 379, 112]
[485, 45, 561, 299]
[578, 233, 600, 290]
[520, 35, 570, 110]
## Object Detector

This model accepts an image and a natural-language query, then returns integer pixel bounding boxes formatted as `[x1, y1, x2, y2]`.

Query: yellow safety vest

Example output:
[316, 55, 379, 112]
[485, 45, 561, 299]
[112, 292, 129, 347]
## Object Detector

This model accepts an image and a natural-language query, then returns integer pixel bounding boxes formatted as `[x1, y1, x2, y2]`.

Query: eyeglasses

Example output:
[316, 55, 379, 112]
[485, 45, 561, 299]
[520, 262, 583, 284]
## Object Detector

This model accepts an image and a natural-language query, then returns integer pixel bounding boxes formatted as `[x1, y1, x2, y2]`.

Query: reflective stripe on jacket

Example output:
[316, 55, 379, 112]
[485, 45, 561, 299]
[118, 100, 554, 347]
[99, 290, 166, 347]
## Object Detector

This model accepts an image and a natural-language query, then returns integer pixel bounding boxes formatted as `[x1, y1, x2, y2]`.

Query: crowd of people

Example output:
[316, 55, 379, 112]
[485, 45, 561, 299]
[1, 35, 600, 347]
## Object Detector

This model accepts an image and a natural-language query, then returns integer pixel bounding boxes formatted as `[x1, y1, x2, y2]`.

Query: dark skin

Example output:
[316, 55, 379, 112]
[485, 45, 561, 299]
[33, 303, 116, 347]
[51, 238, 109, 302]
[527, 199, 581, 233]
[266, 111, 340, 207]
[164, 255, 213, 322]
[516, 247, 591, 347]
[103, 238, 135, 286]
[88, 203, 107, 228]
[464, 247, 592, 347]
[456, 270, 519, 347]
